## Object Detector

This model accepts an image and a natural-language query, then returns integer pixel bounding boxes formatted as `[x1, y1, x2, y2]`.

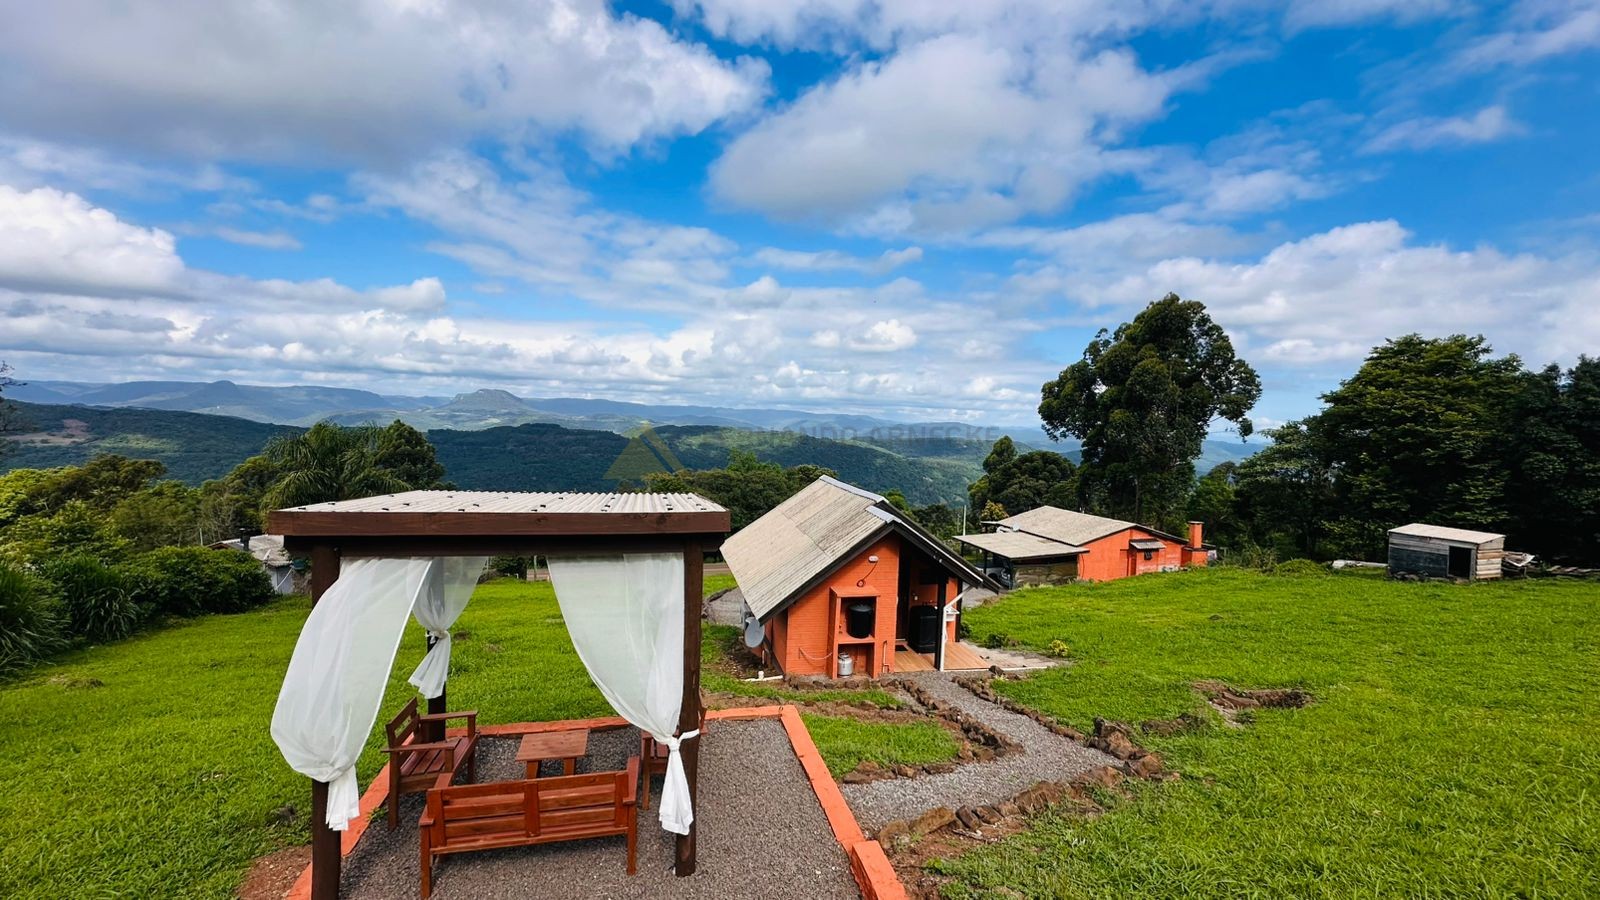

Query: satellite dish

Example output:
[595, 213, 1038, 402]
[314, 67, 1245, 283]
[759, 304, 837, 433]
[743, 613, 765, 649]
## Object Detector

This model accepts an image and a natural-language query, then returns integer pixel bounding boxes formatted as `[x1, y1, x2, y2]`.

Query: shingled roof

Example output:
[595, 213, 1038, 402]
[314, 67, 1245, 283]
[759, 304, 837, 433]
[721, 476, 993, 622]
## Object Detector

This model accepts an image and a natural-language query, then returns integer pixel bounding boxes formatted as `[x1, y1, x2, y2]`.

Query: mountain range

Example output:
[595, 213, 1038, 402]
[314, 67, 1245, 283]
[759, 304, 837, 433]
[1, 380, 1262, 505]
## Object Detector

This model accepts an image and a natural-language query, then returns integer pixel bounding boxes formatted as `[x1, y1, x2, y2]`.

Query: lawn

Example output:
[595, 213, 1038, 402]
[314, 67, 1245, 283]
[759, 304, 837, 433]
[802, 712, 962, 777]
[0, 577, 704, 898]
[939, 567, 1600, 898]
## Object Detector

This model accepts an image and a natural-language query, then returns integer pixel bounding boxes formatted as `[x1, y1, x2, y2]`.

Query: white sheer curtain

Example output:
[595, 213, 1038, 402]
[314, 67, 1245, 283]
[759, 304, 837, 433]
[408, 557, 491, 699]
[547, 553, 694, 835]
[272, 557, 435, 830]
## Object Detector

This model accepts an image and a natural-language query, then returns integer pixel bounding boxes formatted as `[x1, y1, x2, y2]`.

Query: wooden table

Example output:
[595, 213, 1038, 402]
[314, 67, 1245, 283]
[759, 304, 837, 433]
[516, 729, 590, 778]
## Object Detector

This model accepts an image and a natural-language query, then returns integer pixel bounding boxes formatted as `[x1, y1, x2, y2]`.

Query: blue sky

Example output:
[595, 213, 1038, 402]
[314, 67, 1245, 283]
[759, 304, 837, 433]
[1, 0, 1597, 430]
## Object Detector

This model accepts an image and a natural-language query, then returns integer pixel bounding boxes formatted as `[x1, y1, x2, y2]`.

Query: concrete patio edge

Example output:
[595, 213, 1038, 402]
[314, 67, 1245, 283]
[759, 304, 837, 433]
[282, 705, 906, 900]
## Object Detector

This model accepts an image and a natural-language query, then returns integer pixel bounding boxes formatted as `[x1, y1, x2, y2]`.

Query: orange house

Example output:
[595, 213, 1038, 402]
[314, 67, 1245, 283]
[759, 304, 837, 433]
[957, 506, 1210, 587]
[720, 477, 999, 678]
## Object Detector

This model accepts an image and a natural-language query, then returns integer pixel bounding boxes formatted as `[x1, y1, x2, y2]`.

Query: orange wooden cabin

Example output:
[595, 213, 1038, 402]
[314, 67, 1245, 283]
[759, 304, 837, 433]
[721, 477, 1000, 678]
[957, 506, 1211, 588]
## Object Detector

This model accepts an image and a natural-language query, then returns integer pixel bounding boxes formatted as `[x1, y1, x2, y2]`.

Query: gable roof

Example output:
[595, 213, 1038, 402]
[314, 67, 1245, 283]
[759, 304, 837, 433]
[955, 530, 1086, 560]
[988, 505, 1192, 546]
[721, 476, 993, 622]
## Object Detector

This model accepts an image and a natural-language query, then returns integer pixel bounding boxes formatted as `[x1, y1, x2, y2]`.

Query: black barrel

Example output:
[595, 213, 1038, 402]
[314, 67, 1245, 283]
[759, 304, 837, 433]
[844, 601, 875, 638]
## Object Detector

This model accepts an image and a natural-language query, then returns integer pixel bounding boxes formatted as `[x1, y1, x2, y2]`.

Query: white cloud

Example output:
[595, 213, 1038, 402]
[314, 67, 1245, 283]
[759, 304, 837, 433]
[0, 0, 768, 164]
[1363, 105, 1524, 153]
[1282, 0, 1459, 32]
[1453, 1, 1600, 70]
[0, 184, 184, 295]
[710, 33, 1178, 230]
[854, 318, 919, 352]
[210, 227, 302, 251]
[752, 245, 922, 275]
[1087, 219, 1600, 366]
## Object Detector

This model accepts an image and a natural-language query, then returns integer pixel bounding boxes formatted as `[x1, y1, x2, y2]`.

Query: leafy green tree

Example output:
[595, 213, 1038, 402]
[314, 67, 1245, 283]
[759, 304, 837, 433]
[0, 500, 131, 566]
[982, 436, 1017, 473]
[375, 420, 450, 489]
[258, 422, 413, 510]
[980, 500, 1008, 523]
[969, 438, 1076, 518]
[1503, 357, 1600, 562]
[912, 503, 960, 539]
[644, 450, 837, 530]
[1315, 335, 1521, 555]
[1186, 461, 1241, 548]
[882, 488, 914, 515]
[1233, 421, 1336, 558]
[1039, 294, 1260, 527]
[108, 482, 203, 552]
[0, 455, 166, 529]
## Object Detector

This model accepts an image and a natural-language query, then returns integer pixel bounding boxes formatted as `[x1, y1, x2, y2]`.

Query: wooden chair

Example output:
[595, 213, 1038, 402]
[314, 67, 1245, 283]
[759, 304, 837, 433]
[383, 697, 479, 828]
[419, 757, 641, 898]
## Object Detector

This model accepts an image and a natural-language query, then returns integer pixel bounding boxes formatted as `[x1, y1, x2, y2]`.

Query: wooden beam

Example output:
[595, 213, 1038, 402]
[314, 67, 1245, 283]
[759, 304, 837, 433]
[675, 540, 703, 877]
[307, 543, 341, 900]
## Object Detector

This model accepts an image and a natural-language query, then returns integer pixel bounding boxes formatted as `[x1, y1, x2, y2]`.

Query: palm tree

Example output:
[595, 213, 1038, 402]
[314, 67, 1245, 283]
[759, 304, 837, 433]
[260, 422, 410, 510]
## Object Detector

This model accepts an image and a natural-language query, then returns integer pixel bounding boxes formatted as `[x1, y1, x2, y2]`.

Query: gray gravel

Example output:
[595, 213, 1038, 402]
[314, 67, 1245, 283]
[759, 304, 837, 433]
[342, 720, 856, 899]
[842, 674, 1115, 831]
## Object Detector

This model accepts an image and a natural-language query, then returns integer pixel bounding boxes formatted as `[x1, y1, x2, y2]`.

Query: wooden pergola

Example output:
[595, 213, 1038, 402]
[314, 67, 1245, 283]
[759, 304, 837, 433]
[267, 490, 731, 900]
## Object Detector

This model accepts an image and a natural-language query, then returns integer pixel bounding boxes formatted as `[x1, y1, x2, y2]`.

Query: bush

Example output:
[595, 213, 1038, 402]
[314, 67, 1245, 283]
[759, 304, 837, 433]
[0, 563, 64, 673]
[120, 546, 275, 618]
[1045, 639, 1072, 658]
[982, 632, 1021, 650]
[1273, 558, 1330, 577]
[41, 555, 143, 642]
[1225, 541, 1279, 571]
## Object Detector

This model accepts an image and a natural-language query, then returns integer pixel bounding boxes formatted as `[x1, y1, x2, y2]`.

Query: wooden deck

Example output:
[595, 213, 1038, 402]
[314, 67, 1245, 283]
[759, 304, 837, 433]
[893, 641, 989, 673]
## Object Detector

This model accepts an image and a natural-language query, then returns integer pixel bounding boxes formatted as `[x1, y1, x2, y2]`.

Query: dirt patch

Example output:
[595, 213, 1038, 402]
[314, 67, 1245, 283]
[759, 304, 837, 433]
[880, 767, 1126, 899]
[5, 418, 93, 446]
[1194, 679, 1313, 725]
[237, 845, 310, 900]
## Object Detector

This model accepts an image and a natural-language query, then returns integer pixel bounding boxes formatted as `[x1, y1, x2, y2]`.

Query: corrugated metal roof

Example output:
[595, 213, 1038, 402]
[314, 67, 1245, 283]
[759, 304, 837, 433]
[1129, 538, 1167, 551]
[279, 490, 724, 515]
[991, 506, 1137, 546]
[721, 476, 990, 621]
[955, 530, 1086, 560]
[1389, 523, 1505, 545]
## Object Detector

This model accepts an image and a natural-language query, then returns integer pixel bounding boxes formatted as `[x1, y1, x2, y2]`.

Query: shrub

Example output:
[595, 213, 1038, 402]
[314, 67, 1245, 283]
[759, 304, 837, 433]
[1225, 541, 1279, 571]
[0, 563, 64, 673]
[982, 632, 1020, 650]
[120, 546, 275, 618]
[1045, 639, 1072, 658]
[41, 555, 143, 642]
[1273, 558, 1330, 577]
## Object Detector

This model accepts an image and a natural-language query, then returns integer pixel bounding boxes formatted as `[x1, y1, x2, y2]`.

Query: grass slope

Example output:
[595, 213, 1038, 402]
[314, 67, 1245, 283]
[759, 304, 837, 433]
[946, 568, 1600, 898]
[801, 713, 963, 778]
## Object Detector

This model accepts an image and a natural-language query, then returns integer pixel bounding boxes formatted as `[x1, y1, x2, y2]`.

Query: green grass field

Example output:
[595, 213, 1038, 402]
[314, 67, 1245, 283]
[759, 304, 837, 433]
[0, 579, 653, 898]
[802, 712, 962, 777]
[940, 567, 1600, 898]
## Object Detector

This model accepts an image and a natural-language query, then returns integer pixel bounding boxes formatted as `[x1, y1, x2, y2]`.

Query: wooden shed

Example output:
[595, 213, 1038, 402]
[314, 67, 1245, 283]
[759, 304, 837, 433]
[1387, 523, 1505, 581]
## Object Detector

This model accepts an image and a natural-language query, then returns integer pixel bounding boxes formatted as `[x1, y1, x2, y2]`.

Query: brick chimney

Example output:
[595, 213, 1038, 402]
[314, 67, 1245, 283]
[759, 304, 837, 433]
[1187, 520, 1204, 548]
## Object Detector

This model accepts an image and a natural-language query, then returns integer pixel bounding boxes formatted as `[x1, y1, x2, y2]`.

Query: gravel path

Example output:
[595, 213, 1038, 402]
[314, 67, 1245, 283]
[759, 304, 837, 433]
[842, 674, 1115, 831]
[344, 720, 857, 899]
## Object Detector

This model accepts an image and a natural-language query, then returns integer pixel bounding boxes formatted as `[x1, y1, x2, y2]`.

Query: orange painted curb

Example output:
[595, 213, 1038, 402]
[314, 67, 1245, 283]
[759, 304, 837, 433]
[706, 705, 785, 720]
[849, 839, 908, 900]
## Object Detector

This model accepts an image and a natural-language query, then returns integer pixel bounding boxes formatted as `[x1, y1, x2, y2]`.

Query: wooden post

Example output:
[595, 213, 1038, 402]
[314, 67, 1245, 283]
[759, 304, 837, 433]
[674, 540, 703, 877]
[426, 634, 447, 743]
[308, 543, 342, 900]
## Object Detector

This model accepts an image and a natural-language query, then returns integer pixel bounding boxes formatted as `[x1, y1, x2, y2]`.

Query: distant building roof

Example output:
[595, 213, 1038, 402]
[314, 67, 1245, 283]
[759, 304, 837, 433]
[208, 533, 294, 567]
[955, 530, 1086, 561]
[988, 506, 1188, 546]
[1389, 523, 1505, 545]
[721, 476, 993, 622]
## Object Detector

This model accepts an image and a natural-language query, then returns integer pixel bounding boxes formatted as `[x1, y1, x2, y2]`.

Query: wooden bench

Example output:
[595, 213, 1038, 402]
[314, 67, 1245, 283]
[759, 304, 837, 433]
[383, 697, 479, 829]
[419, 757, 641, 898]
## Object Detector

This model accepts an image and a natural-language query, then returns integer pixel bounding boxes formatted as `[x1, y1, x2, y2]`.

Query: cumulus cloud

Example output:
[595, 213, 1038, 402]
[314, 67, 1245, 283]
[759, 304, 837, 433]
[0, 0, 768, 164]
[0, 184, 184, 295]
[708, 25, 1186, 231]
[1085, 220, 1600, 366]
[1363, 105, 1524, 153]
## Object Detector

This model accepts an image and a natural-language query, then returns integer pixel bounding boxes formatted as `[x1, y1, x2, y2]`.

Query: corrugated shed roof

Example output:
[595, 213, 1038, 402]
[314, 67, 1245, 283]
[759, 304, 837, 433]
[1389, 523, 1505, 545]
[955, 530, 1086, 560]
[279, 490, 724, 515]
[991, 506, 1138, 546]
[722, 476, 990, 621]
